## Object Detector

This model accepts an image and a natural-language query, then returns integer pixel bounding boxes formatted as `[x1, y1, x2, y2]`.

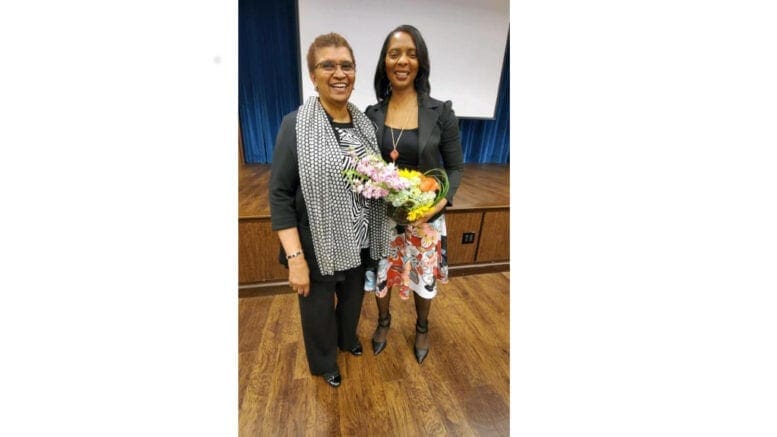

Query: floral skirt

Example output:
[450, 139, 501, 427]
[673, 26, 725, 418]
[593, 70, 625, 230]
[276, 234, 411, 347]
[376, 214, 448, 300]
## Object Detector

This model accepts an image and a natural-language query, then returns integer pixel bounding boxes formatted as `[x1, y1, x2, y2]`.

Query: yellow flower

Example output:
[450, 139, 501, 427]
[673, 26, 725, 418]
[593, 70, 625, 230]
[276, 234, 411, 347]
[406, 205, 433, 222]
[398, 168, 423, 180]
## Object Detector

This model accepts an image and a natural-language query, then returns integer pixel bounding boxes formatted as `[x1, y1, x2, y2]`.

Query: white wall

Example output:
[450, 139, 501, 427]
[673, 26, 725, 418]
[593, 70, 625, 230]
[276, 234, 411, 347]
[297, 0, 509, 118]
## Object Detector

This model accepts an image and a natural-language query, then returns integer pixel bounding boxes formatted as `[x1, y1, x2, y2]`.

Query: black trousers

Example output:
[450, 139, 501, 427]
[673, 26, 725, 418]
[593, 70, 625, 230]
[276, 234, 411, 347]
[298, 264, 365, 375]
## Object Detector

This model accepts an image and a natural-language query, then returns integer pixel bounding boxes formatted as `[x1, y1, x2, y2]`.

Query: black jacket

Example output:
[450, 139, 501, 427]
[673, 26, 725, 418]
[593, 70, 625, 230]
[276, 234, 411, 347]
[268, 110, 337, 281]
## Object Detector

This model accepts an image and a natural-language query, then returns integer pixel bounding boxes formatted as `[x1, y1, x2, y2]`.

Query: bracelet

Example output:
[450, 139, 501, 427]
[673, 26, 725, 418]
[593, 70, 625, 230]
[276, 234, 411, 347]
[286, 249, 304, 260]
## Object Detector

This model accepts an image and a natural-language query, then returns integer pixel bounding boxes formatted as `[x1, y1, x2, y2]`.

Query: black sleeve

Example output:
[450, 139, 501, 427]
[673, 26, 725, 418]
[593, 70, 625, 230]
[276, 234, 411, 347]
[269, 112, 300, 231]
[438, 100, 464, 206]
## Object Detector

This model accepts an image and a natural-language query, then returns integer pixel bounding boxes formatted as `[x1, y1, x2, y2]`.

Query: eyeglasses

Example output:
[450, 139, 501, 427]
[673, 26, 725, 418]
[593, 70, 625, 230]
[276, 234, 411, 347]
[315, 61, 355, 74]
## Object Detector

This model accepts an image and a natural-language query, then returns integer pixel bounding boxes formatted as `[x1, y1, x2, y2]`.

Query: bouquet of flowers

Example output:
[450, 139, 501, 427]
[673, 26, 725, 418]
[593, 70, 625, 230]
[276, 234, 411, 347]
[344, 153, 449, 225]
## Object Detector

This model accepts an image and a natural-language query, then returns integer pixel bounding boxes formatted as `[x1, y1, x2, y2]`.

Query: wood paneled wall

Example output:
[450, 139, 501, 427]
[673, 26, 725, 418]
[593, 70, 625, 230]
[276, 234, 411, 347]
[445, 209, 510, 265]
[239, 208, 510, 284]
[239, 219, 287, 283]
[239, 164, 509, 286]
[444, 211, 484, 265]
[477, 210, 510, 262]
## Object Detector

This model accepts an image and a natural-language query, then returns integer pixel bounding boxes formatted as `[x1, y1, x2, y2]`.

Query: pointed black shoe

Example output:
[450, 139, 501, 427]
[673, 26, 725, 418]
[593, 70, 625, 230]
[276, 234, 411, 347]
[322, 371, 341, 387]
[414, 320, 429, 365]
[371, 338, 386, 356]
[371, 313, 391, 355]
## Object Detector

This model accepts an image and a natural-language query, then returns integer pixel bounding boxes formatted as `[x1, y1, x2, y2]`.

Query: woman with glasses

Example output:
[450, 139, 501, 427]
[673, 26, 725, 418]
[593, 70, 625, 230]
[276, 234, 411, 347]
[269, 33, 391, 387]
[364, 25, 464, 365]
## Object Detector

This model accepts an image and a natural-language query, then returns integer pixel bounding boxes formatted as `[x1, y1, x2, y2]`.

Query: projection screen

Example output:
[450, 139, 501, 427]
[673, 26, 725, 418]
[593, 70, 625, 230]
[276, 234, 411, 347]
[297, 0, 509, 119]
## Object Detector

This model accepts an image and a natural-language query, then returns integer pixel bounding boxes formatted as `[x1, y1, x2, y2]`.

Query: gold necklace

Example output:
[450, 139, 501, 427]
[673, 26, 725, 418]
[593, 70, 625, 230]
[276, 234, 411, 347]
[389, 104, 416, 162]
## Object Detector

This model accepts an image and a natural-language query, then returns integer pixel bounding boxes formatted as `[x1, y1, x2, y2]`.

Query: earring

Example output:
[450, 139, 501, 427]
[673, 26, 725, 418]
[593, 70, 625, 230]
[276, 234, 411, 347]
[315, 85, 319, 92]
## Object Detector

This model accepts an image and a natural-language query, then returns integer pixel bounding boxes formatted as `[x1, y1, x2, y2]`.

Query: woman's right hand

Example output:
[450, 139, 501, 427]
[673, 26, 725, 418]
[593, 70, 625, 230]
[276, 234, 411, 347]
[288, 257, 311, 296]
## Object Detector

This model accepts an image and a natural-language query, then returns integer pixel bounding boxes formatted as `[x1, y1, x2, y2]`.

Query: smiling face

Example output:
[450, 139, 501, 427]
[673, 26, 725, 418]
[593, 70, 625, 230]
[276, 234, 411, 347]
[384, 31, 418, 93]
[309, 46, 355, 110]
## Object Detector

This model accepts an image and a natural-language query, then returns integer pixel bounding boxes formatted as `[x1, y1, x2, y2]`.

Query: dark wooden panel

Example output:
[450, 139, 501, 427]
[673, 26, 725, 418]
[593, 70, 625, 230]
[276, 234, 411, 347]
[477, 209, 510, 262]
[239, 218, 288, 283]
[444, 211, 483, 265]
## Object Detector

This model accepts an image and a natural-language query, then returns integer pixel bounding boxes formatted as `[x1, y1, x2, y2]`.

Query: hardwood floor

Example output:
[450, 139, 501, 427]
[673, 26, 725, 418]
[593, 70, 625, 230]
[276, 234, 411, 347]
[239, 272, 510, 436]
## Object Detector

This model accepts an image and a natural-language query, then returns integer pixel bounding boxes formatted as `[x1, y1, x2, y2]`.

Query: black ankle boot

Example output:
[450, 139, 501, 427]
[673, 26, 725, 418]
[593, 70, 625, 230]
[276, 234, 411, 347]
[371, 313, 391, 355]
[414, 320, 429, 364]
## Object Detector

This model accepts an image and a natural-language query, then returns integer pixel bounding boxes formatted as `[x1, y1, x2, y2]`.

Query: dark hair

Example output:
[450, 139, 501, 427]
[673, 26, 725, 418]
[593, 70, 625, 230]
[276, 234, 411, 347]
[373, 24, 431, 101]
[306, 32, 355, 73]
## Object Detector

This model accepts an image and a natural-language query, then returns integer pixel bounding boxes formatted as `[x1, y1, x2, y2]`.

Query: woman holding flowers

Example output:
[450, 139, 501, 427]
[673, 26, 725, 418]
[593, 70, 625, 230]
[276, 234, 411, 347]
[364, 24, 464, 364]
[269, 32, 391, 387]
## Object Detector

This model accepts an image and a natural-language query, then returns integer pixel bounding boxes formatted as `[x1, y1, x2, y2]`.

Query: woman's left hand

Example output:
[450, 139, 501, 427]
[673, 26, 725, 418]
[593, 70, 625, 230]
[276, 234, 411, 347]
[410, 198, 448, 226]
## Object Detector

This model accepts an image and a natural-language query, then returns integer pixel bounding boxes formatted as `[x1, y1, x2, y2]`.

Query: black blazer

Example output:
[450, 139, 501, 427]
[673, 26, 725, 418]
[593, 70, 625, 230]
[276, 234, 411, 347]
[269, 110, 337, 282]
[364, 94, 464, 207]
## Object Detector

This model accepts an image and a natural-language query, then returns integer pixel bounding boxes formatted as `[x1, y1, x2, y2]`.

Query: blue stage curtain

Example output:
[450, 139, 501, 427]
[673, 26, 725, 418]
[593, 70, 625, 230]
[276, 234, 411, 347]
[459, 36, 510, 164]
[239, 0, 301, 164]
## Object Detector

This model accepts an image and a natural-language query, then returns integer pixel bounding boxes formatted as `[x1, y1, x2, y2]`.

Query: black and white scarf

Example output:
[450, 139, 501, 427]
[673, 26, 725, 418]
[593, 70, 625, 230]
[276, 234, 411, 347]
[296, 97, 391, 276]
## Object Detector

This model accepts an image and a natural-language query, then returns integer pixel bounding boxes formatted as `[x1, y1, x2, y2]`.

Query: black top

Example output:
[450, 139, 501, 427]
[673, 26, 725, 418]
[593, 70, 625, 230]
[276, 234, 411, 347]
[381, 126, 419, 169]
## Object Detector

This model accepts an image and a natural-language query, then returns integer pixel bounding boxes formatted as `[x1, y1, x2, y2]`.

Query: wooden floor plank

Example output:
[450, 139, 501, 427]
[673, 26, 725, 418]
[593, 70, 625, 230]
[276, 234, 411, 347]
[382, 380, 425, 436]
[238, 345, 279, 435]
[423, 361, 480, 436]
[460, 385, 505, 436]
[312, 378, 340, 436]
[343, 359, 389, 436]
[238, 297, 271, 353]
[238, 351, 258, 410]
[401, 370, 448, 436]
[239, 272, 510, 436]
[239, 298, 290, 434]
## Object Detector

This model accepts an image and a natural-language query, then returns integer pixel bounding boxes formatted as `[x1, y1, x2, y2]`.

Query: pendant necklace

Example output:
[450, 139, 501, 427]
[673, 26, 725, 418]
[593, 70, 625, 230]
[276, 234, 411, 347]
[389, 104, 416, 162]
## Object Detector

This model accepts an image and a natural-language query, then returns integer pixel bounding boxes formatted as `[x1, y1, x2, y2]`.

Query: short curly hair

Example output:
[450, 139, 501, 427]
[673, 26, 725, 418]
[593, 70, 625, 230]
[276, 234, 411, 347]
[306, 32, 355, 73]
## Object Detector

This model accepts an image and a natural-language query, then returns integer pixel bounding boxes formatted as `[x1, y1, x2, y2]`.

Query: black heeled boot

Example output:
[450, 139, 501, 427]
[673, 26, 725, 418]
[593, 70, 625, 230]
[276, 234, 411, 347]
[414, 320, 429, 364]
[371, 313, 391, 355]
